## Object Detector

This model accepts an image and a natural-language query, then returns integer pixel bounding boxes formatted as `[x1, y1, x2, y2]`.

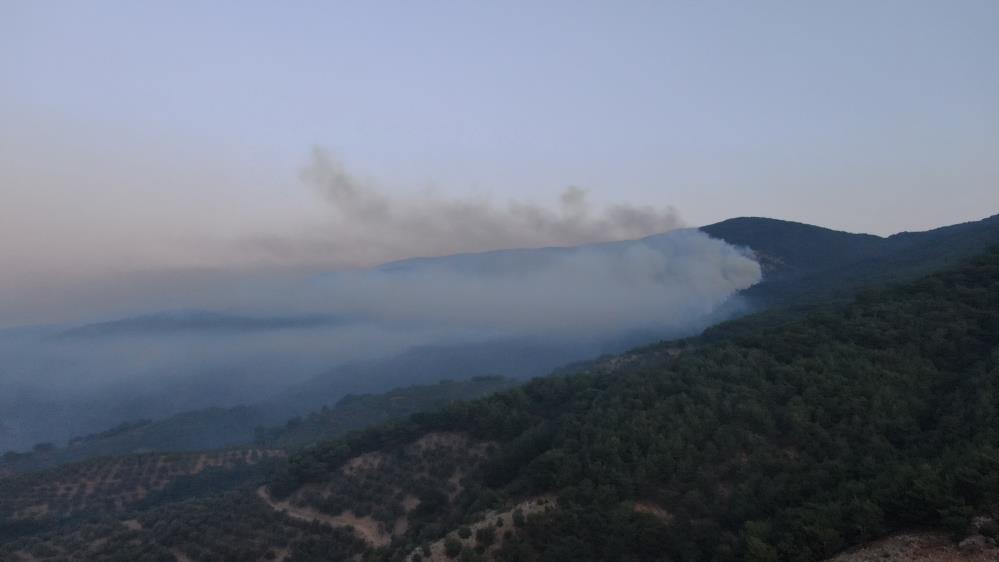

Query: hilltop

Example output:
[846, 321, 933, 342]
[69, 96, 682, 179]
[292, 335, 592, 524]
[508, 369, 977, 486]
[702, 213, 999, 306]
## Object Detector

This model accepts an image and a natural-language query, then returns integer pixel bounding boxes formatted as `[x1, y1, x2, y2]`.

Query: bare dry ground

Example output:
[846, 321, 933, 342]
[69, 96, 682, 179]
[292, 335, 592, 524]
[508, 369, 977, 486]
[258, 431, 493, 549]
[257, 484, 392, 547]
[826, 532, 999, 562]
[633, 500, 673, 525]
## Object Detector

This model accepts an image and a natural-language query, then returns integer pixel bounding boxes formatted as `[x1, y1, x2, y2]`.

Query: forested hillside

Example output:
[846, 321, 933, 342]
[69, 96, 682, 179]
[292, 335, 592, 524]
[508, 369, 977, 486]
[4, 247, 999, 561]
[702, 213, 999, 307]
[268, 246, 999, 560]
[0, 378, 513, 477]
[0, 449, 284, 544]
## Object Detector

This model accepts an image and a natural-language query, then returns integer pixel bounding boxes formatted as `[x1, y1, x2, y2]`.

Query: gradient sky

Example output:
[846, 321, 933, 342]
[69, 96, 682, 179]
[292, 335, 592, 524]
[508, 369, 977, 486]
[2, 0, 999, 324]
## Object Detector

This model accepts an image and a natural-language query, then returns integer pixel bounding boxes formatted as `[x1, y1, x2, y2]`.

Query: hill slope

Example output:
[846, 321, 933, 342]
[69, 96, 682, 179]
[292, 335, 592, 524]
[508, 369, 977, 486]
[5, 246, 999, 561]
[7, 214, 996, 461]
[262, 245, 999, 561]
[702, 213, 999, 307]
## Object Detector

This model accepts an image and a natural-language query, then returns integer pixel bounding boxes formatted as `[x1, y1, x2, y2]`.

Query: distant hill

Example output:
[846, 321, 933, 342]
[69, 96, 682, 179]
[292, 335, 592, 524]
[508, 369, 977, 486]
[379, 212, 999, 312]
[0, 376, 516, 476]
[700, 217, 885, 274]
[55, 311, 346, 339]
[273, 338, 595, 418]
[255, 375, 515, 449]
[702, 213, 999, 306]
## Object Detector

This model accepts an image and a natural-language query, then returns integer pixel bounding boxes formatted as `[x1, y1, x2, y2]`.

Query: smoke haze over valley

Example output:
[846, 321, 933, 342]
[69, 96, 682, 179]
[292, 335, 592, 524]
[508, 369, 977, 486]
[1, 140, 764, 451]
[3, 4, 999, 560]
[0, 224, 762, 451]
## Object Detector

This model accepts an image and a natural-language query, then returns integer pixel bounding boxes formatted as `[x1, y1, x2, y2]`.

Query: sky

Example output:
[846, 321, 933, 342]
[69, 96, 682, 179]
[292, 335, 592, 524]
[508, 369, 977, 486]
[2, 0, 998, 325]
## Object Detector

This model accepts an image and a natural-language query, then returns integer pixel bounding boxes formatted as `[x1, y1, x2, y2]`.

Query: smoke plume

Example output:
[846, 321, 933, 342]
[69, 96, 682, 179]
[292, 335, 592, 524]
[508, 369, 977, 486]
[241, 148, 684, 268]
[316, 228, 761, 337]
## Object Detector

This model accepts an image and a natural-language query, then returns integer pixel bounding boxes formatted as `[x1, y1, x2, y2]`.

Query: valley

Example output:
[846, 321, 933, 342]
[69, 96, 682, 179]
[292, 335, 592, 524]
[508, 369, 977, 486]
[5, 7, 995, 559]
[2, 227, 999, 561]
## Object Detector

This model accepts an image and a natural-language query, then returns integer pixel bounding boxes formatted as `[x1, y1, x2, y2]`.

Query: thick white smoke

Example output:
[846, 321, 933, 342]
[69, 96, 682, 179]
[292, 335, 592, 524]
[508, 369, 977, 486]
[0, 147, 762, 452]
[314, 228, 762, 337]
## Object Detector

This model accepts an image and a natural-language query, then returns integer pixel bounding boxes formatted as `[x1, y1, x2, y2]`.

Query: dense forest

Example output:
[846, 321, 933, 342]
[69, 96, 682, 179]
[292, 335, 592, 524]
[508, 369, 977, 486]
[702, 213, 999, 307]
[269, 246, 999, 561]
[3, 247, 999, 561]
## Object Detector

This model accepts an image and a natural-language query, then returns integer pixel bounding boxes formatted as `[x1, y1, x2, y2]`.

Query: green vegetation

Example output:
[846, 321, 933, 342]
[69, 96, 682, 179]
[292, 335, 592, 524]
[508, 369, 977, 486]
[283, 432, 494, 536]
[5, 246, 999, 561]
[0, 449, 282, 536]
[702, 213, 999, 307]
[275, 247, 999, 560]
[255, 376, 514, 449]
[1, 492, 367, 562]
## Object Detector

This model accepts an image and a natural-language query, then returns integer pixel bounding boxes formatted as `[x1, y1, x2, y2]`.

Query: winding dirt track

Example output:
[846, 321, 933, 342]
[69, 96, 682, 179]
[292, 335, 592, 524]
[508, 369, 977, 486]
[255, 485, 390, 547]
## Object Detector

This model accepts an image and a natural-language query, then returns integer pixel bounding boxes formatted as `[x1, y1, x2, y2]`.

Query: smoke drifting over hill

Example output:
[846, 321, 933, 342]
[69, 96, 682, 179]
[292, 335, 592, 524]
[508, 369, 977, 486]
[0, 144, 762, 451]
[240, 148, 685, 268]
[319, 229, 762, 337]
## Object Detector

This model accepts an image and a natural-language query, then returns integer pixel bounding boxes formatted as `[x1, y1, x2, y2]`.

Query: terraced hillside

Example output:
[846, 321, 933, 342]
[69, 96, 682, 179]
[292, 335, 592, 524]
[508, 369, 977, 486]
[260, 432, 495, 548]
[1, 491, 367, 562]
[0, 449, 284, 523]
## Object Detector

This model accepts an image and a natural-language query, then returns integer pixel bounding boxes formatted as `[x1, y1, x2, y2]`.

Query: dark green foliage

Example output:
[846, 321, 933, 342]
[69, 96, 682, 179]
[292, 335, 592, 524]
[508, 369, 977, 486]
[486, 248, 999, 560]
[444, 536, 463, 558]
[981, 519, 999, 539]
[0, 448, 282, 543]
[512, 509, 526, 528]
[136, 459, 275, 510]
[276, 246, 999, 562]
[282, 432, 489, 541]
[474, 526, 495, 547]
[702, 214, 999, 308]
[460, 548, 484, 562]
[256, 376, 515, 449]
[7, 247, 999, 562]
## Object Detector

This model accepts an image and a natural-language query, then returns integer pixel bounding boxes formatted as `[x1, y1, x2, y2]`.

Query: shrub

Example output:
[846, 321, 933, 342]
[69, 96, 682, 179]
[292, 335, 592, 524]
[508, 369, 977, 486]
[512, 509, 526, 528]
[444, 537, 463, 558]
[475, 526, 496, 547]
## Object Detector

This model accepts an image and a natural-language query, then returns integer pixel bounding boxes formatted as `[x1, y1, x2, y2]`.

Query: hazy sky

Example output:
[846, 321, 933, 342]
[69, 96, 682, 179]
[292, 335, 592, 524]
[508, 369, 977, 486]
[2, 0, 998, 324]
